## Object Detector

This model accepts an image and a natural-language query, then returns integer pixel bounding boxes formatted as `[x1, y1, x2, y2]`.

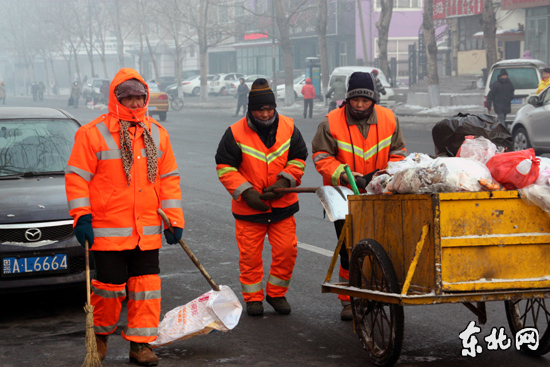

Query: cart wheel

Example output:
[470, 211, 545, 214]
[505, 298, 550, 355]
[350, 239, 404, 367]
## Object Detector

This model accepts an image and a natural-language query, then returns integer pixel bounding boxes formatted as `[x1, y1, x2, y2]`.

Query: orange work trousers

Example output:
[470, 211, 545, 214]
[235, 216, 298, 302]
[91, 274, 161, 343]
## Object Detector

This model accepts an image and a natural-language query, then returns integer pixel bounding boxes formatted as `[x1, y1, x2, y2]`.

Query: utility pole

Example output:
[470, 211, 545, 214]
[357, 0, 368, 64]
[272, 0, 277, 99]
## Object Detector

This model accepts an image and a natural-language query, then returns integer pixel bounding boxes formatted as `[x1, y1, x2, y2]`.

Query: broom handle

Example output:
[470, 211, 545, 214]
[272, 187, 319, 193]
[85, 240, 91, 305]
[157, 209, 220, 292]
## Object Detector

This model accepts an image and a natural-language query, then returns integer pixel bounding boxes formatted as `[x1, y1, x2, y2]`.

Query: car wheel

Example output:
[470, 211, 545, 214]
[220, 87, 226, 96]
[513, 127, 532, 151]
[158, 112, 167, 121]
[192, 87, 200, 97]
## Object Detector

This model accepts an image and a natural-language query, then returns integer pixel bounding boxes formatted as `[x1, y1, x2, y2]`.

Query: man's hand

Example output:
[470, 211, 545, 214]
[241, 188, 270, 211]
[260, 178, 290, 201]
[74, 214, 94, 248]
[164, 227, 183, 245]
[340, 171, 362, 186]
[354, 169, 380, 189]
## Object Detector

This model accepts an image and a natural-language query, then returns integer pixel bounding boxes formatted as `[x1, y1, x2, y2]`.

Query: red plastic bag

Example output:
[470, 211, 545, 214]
[485, 148, 540, 190]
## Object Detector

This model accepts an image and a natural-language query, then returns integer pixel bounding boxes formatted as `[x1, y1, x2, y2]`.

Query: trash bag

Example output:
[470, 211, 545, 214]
[486, 148, 540, 190]
[432, 113, 512, 157]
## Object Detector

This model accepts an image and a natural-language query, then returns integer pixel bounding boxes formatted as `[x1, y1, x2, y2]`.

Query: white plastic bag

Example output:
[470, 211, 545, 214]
[535, 157, 550, 186]
[520, 185, 550, 214]
[150, 285, 242, 348]
[456, 136, 497, 164]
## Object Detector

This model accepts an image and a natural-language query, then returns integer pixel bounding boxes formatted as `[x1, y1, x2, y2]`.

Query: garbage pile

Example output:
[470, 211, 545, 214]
[365, 113, 550, 215]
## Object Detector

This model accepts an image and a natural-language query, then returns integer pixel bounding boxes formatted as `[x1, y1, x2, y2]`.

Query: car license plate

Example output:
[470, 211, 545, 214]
[2, 254, 69, 277]
[148, 106, 157, 110]
[511, 98, 523, 104]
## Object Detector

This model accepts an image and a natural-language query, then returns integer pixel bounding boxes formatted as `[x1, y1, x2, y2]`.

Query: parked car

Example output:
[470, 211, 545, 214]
[208, 73, 244, 96]
[82, 78, 110, 104]
[0, 107, 88, 293]
[510, 85, 550, 154]
[327, 66, 396, 108]
[276, 74, 307, 100]
[168, 74, 214, 97]
[229, 74, 272, 97]
[147, 76, 177, 92]
[146, 83, 169, 121]
[484, 59, 547, 122]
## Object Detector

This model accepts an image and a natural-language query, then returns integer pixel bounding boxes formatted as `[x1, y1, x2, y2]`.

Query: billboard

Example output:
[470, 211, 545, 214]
[433, 0, 483, 20]
[501, 0, 550, 10]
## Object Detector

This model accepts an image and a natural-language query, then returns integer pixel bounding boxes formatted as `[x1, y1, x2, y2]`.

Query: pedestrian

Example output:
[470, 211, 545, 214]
[0, 81, 6, 105]
[100, 80, 110, 104]
[65, 68, 184, 366]
[486, 69, 515, 125]
[311, 71, 406, 321]
[233, 77, 249, 117]
[301, 77, 316, 118]
[70, 81, 81, 108]
[325, 76, 346, 112]
[31, 82, 38, 102]
[536, 67, 550, 95]
[371, 69, 386, 101]
[38, 81, 45, 101]
[215, 78, 308, 317]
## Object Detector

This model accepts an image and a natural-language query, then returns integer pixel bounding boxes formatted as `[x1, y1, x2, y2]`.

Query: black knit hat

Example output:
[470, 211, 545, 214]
[346, 72, 376, 103]
[248, 78, 276, 111]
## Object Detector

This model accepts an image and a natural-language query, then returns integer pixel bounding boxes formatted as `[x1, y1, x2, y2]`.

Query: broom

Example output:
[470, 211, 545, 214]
[82, 239, 102, 367]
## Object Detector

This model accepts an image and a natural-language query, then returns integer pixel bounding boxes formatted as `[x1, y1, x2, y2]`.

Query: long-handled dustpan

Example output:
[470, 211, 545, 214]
[274, 185, 355, 222]
[151, 209, 242, 348]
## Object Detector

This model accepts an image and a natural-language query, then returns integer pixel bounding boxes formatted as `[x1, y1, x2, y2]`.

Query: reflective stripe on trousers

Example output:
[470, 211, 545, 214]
[235, 216, 297, 302]
[91, 279, 127, 334]
[122, 274, 161, 343]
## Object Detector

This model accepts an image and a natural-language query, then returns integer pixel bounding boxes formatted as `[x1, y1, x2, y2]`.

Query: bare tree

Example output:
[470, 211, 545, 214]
[317, 0, 329, 99]
[482, 0, 498, 70]
[421, 0, 440, 107]
[273, 0, 309, 106]
[376, 0, 393, 78]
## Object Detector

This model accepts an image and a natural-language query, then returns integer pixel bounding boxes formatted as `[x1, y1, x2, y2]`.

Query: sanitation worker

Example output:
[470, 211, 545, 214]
[311, 71, 406, 320]
[215, 78, 308, 317]
[65, 68, 184, 366]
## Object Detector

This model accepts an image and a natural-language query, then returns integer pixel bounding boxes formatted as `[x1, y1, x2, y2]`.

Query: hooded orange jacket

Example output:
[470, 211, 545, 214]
[65, 68, 184, 251]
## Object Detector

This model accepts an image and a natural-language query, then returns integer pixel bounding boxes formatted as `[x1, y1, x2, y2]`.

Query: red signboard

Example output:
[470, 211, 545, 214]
[433, 0, 483, 20]
[501, 0, 550, 10]
[244, 32, 268, 41]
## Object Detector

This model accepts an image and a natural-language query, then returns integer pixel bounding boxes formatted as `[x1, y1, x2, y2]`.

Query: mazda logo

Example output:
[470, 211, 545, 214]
[25, 228, 42, 242]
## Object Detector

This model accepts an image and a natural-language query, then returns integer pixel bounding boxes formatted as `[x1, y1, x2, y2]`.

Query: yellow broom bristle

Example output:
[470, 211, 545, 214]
[82, 303, 102, 367]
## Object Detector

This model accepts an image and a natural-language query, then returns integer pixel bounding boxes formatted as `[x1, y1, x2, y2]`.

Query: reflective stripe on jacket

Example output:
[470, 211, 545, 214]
[313, 105, 405, 188]
[65, 68, 184, 251]
[216, 115, 306, 218]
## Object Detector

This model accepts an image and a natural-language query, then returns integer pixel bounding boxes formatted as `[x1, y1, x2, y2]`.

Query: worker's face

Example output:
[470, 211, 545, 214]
[120, 95, 146, 109]
[349, 97, 373, 111]
[251, 108, 275, 121]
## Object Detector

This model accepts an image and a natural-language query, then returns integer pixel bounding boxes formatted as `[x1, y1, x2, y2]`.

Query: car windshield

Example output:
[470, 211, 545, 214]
[147, 83, 161, 92]
[490, 68, 540, 90]
[0, 119, 78, 176]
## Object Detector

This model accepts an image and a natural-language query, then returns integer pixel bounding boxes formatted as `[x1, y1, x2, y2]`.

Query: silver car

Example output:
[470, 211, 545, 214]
[510, 85, 550, 154]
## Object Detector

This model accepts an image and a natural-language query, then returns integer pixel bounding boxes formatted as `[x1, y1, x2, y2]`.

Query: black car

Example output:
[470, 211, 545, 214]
[0, 107, 88, 293]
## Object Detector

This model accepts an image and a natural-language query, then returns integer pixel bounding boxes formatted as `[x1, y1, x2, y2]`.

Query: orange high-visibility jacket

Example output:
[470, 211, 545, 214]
[217, 115, 306, 217]
[65, 68, 184, 251]
[313, 105, 405, 188]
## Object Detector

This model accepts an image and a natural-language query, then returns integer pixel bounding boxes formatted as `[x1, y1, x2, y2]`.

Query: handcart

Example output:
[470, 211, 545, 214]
[322, 190, 550, 366]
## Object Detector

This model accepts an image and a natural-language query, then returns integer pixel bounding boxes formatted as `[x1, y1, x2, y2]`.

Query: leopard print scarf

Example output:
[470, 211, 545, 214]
[119, 120, 158, 186]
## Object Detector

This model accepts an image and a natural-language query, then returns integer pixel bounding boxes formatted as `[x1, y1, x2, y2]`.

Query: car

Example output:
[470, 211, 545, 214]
[510, 85, 550, 154]
[146, 83, 169, 121]
[168, 74, 215, 97]
[484, 59, 547, 122]
[208, 73, 245, 96]
[276, 74, 307, 100]
[82, 78, 110, 104]
[0, 107, 89, 293]
[147, 76, 177, 92]
[327, 66, 396, 108]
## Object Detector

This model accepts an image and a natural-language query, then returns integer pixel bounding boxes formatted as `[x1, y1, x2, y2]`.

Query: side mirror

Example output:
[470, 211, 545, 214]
[527, 96, 539, 106]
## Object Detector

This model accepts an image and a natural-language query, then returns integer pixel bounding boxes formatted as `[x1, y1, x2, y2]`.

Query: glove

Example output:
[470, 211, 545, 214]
[340, 171, 361, 186]
[260, 178, 291, 201]
[355, 169, 380, 189]
[164, 227, 183, 245]
[241, 188, 270, 212]
[74, 214, 94, 248]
